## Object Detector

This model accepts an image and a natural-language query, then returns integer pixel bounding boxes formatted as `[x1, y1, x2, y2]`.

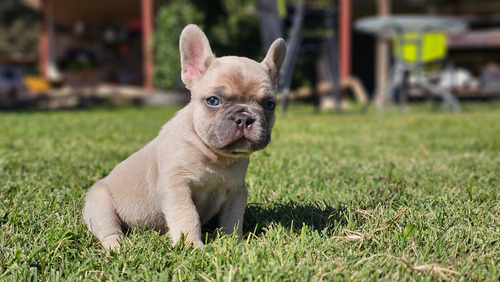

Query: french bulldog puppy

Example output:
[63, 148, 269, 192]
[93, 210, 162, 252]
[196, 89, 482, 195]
[83, 24, 286, 250]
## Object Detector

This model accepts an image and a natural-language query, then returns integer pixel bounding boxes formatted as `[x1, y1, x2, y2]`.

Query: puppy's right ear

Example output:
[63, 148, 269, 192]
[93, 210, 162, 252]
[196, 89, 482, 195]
[179, 24, 215, 89]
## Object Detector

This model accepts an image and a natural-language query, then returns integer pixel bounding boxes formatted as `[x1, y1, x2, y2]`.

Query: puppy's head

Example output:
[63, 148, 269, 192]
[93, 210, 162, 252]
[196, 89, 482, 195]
[179, 24, 286, 158]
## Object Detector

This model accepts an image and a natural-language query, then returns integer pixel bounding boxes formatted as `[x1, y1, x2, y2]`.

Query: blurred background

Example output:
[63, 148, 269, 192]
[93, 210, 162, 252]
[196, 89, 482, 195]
[1, 0, 500, 110]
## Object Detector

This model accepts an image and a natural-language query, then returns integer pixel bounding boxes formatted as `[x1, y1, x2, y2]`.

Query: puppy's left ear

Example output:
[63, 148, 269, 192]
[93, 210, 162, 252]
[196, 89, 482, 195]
[261, 38, 287, 86]
[179, 24, 216, 89]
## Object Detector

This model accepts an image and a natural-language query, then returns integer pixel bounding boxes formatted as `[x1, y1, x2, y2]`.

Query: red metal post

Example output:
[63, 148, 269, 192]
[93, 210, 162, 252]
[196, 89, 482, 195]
[339, 0, 351, 81]
[38, 0, 49, 79]
[142, 0, 154, 89]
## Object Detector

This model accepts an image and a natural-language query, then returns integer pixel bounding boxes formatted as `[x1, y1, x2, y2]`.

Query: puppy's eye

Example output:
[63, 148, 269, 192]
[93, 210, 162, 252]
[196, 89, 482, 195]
[206, 96, 220, 106]
[263, 100, 275, 110]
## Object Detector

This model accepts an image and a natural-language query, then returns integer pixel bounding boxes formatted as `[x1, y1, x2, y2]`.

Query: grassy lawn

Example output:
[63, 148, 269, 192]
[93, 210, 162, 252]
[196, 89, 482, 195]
[1, 102, 499, 280]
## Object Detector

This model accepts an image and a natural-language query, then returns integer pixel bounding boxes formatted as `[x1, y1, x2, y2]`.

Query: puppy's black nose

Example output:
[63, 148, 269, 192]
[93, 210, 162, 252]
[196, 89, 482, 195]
[234, 113, 255, 130]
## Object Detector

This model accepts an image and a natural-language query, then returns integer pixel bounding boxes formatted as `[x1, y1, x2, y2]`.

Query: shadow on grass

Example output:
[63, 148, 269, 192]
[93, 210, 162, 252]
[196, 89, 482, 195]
[243, 201, 348, 235]
[202, 201, 348, 240]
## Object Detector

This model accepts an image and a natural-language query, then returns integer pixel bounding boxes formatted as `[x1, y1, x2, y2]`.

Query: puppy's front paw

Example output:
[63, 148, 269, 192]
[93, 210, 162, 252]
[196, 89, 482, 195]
[102, 234, 122, 251]
[192, 239, 205, 248]
[171, 235, 205, 248]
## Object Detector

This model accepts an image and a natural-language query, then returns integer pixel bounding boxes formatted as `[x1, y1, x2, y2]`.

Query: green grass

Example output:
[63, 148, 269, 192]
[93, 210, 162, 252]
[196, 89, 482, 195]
[1, 102, 499, 280]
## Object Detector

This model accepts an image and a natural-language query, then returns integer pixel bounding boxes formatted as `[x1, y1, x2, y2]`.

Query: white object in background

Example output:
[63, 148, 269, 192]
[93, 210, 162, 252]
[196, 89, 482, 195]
[439, 68, 479, 89]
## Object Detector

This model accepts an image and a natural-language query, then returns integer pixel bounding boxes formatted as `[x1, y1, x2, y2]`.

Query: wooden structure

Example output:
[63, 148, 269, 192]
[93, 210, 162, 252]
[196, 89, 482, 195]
[35, 0, 154, 89]
[23, 0, 500, 98]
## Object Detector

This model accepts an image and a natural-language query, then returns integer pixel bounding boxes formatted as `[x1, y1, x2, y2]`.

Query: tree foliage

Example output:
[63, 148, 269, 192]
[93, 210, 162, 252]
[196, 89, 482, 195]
[153, 0, 261, 90]
[153, 1, 204, 90]
[0, 1, 38, 55]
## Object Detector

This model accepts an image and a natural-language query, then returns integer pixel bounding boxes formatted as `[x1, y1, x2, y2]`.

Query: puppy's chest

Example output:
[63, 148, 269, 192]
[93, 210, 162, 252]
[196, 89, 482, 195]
[190, 167, 242, 221]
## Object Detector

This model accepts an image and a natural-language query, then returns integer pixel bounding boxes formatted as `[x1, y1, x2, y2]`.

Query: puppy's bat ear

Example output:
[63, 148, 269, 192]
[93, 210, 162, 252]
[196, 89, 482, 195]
[261, 38, 287, 86]
[179, 24, 215, 89]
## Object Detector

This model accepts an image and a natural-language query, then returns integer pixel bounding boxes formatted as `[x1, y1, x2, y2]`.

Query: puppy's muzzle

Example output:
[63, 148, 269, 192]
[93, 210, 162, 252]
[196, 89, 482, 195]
[233, 112, 255, 132]
[212, 106, 270, 154]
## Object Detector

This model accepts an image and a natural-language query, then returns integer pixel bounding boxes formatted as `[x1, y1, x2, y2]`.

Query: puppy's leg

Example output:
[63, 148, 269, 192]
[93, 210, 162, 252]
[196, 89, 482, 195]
[83, 183, 123, 250]
[219, 186, 248, 239]
[160, 180, 203, 246]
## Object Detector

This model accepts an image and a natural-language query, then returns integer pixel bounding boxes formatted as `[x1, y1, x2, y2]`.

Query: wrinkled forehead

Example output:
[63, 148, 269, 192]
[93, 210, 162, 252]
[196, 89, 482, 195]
[196, 56, 275, 99]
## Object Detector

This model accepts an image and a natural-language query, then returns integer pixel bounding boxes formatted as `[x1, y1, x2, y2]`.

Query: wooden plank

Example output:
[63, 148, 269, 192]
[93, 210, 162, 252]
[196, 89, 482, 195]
[374, 0, 391, 105]
[448, 30, 500, 49]
[51, 0, 140, 25]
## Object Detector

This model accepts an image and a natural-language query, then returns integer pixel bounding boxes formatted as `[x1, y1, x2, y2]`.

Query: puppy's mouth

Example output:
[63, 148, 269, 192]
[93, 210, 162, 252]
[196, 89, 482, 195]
[215, 129, 272, 157]
[223, 136, 255, 156]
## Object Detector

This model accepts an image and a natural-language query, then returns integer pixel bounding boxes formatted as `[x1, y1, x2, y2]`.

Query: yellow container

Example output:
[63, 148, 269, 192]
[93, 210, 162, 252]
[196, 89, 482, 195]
[23, 76, 51, 93]
[393, 32, 447, 63]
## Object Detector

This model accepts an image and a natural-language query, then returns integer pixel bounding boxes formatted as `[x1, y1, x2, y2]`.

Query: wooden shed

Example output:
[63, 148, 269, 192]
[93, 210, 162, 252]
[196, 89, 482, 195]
[23, 0, 154, 89]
